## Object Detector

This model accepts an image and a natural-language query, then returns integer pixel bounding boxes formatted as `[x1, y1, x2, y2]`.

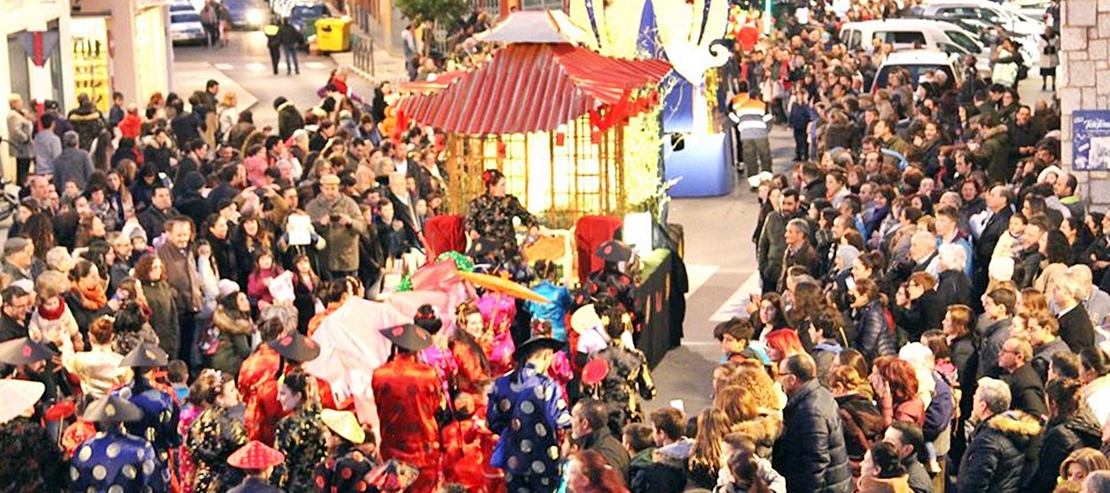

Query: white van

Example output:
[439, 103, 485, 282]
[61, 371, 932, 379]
[840, 20, 990, 75]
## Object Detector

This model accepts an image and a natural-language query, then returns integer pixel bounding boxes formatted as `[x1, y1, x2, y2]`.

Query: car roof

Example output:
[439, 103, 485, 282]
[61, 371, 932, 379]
[841, 19, 968, 31]
[880, 49, 955, 64]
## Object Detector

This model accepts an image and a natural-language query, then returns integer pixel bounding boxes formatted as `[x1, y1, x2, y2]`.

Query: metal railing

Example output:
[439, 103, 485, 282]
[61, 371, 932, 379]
[351, 32, 376, 78]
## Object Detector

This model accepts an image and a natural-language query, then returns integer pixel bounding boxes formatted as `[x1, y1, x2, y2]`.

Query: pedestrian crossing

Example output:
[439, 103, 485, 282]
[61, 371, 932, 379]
[707, 271, 760, 322]
[208, 60, 333, 73]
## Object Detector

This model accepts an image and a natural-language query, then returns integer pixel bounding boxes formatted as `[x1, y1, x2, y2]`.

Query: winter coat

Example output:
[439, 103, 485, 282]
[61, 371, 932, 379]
[772, 379, 853, 493]
[304, 194, 366, 273]
[1025, 410, 1102, 493]
[630, 438, 691, 493]
[956, 410, 1042, 493]
[208, 306, 253, 376]
[853, 299, 895, 363]
[894, 289, 945, 342]
[1001, 364, 1047, 419]
[938, 270, 974, 308]
[836, 393, 884, 462]
[142, 279, 181, 358]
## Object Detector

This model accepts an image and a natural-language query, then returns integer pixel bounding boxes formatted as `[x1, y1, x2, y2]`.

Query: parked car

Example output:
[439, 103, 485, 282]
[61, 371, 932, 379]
[911, 0, 1042, 62]
[871, 49, 962, 94]
[1003, 0, 1050, 22]
[840, 19, 992, 77]
[170, 5, 207, 45]
[287, 2, 334, 34]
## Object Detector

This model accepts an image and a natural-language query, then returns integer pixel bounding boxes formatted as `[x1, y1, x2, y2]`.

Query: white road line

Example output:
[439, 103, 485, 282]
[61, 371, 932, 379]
[245, 62, 268, 72]
[213, 63, 234, 70]
[708, 271, 761, 322]
[684, 264, 718, 299]
[304, 61, 328, 70]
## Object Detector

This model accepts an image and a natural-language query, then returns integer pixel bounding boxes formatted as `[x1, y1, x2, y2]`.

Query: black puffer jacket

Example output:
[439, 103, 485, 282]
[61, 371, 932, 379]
[773, 379, 853, 493]
[1024, 410, 1102, 493]
[957, 410, 1042, 493]
[852, 299, 895, 363]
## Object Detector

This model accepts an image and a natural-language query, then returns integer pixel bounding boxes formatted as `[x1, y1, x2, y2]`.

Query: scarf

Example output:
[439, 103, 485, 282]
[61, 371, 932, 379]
[37, 299, 66, 321]
[72, 282, 108, 311]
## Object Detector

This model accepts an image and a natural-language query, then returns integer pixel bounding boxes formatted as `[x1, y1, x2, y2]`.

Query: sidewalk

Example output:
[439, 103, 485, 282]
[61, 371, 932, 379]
[173, 61, 261, 112]
[329, 33, 409, 87]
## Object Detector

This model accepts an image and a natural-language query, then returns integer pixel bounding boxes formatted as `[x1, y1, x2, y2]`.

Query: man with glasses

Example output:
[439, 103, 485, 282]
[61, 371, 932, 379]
[306, 174, 366, 280]
[772, 353, 852, 493]
[0, 285, 33, 342]
[998, 337, 1048, 418]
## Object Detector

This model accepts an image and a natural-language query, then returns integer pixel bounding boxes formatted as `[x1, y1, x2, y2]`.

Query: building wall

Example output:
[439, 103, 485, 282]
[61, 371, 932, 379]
[1060, 0, 1108, 206]
[0, 0, 74, 178]
[78, 0, 171, 107]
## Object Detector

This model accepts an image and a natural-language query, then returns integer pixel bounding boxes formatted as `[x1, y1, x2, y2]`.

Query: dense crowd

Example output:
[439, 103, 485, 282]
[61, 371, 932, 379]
[0, 0, 1096, 492]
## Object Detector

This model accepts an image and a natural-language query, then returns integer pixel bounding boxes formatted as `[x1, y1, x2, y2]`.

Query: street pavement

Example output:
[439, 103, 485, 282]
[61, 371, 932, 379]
[169, 28, 1060, 417]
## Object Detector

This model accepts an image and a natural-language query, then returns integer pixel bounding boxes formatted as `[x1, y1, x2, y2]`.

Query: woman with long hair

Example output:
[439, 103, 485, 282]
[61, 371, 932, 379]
[754, 292, 791, 337]
[715, 384, 782, 458]
[566, 449, 629, 493]
[1026, 378, 1103, 491]
[234, 214, 275, 285]
[185, 370, 249, 493]
[134, 254, 180, 357]
[1060, 448, 1110, 484]
[828, 366, 884, 476]
[206, 291, 255, 376]
[74, 214, 107, 249]
[273, 369, 328, 491]
[246, 250, 283, 311]
[764, 329, 805, 365]
[849, 278, 895, 362]
[871, 356, 924, 427]
[450, 302, 493, 415]
[858, 441, 912, 493]
[64, 259, 111, 336]
[688, 408, 732, 489]
[290, 254, 319, 334]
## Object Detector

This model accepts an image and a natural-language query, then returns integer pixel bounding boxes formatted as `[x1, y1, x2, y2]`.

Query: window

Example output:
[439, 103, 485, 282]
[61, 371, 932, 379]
[945, 30, 982, 53]
[845, 29, 861, 49]
[884, 31, 927, 45]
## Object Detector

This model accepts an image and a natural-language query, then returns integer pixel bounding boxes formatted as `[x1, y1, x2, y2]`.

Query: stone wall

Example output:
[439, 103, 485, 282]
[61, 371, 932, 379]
[1061, 0, 1110, 206]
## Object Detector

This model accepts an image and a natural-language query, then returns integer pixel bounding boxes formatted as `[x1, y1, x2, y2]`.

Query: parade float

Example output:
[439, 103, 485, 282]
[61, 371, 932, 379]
[567, 0, 735, 197]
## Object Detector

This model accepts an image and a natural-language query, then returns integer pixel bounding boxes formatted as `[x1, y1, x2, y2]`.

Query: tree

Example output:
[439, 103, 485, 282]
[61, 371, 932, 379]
[394, 0, 470, 31]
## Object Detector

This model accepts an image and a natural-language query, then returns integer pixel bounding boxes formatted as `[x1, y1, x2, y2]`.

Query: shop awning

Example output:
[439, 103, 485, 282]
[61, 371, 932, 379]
[396, 42, 672, 135]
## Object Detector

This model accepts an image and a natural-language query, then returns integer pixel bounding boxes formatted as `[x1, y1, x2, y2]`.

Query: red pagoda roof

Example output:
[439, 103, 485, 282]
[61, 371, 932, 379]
[396, 43, 672, 135]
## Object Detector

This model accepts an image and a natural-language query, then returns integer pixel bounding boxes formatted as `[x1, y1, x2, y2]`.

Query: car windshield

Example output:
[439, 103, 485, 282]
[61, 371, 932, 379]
[172, 12, 202, 23]
[291, 5, 324, 17]
[945, 30, 982, 53]
[874, 63, 953, 90]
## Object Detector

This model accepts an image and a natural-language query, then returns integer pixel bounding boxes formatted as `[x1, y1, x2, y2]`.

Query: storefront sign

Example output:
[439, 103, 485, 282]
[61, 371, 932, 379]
[1073, 110, 1110, 171]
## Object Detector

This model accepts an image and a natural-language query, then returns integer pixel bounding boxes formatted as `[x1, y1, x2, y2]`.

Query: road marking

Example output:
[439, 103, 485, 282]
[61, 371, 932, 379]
[305, 61, 329, 70]
[708, 271, 760, 322]
[245, 62, 268, 72]
[214, 63, 234, 70]
[684, 264, 718, 299]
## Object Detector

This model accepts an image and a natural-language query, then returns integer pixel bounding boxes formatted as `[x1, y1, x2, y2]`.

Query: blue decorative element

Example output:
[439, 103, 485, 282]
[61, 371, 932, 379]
[636, 0, 661, 58]
[663, 133, 733, 197]
[661, 73, 694, 132]
[584, 0, 603, 48]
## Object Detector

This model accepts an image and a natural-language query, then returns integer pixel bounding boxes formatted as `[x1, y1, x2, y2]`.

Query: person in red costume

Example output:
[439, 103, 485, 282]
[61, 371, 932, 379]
[451, 302, 494, 418]
[441, 394, 503, 493]
[237, 318, 288, 444]
[372, 323, 446, 493]
[238, 319, 344, 443]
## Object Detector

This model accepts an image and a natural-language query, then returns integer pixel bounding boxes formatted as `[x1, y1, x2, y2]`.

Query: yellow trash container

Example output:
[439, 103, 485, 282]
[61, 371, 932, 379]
[314, 18, 352, 52]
